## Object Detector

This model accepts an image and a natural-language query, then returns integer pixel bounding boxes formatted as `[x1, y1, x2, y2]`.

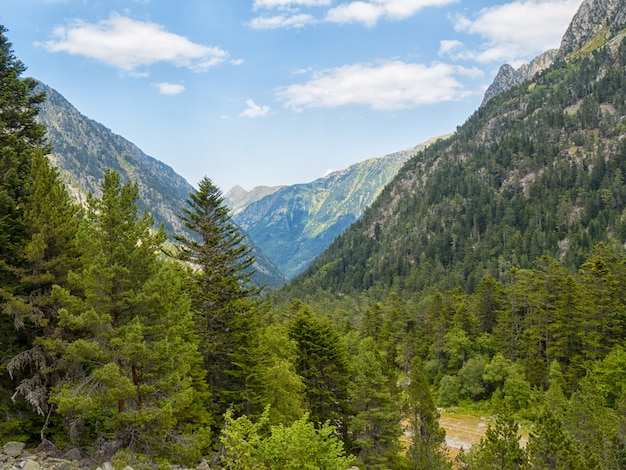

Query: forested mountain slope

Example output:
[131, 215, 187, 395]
[285, 14, 626, 297]
[228, 140, 441, 279]
[36, 84, 286, 288]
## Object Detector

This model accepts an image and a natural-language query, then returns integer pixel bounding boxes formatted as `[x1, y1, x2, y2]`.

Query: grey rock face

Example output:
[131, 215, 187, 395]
[557, 0, 625, 60]
[481, 49, 557, 106]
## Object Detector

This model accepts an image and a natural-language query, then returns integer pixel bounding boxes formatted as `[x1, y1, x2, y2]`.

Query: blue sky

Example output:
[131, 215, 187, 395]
[2, 0, 583, 192]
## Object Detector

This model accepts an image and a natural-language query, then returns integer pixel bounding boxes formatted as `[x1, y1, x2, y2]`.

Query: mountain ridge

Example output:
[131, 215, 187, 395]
[36, 83, 287, 288]
[282, 0, 626, 297]
[230, 137, 444, 279]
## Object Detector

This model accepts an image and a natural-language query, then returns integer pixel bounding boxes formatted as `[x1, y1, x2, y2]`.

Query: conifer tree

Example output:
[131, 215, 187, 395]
[464, 406, 527, 470]
[288, 303, 352, 439]
[0, 25, 58, 441]
[0, 25, 48, 280]
[247, 323, 306, 424]
[526, 405, 582, 470]
[174, 176, 260, 418]
[3, 150, 80, 440]
[45, 170, 209, 462]
[404, 357, 449, 470]
[349, 337, 404, 469]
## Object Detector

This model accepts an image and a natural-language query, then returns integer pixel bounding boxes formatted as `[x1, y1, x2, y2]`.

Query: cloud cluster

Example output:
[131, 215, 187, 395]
[253, 0, 331, 8]
[249, 13, 316, 29]
[154, 82, 186, 95]
[240, 99, 271, 118]
[39, 13, 228, 73]
[277, 60, 482, 110]
[326, 0, 456, 26]
[443, 0, 581, 65]
[250, 0, 454, 28]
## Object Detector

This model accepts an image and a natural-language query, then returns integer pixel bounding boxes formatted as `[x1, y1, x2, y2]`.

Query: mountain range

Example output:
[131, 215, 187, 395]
[35, 84, 287, 288]
[36, 77, 445, 286]
[35, 0, 626, 296]
[225, 138, 442, 279]
[280, 0, 626, 298]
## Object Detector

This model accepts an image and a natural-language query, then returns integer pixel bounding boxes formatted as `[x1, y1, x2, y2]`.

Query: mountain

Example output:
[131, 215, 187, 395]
[481, 49, 557, 105]
[228, 139, 443, 279]
[225, 184, 284, 215]
[484, 0, 626, 106]
[36, 84, 286, 288]
[282, 0, 626, 297]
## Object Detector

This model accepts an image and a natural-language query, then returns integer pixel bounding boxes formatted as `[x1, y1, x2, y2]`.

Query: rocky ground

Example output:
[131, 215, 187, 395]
[0, 441, 216, 470]
[0, 440, 116, 470]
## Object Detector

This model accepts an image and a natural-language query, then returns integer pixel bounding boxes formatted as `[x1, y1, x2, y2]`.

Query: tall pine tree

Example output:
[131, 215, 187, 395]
[45, 170, 209, 462]
[0, 25, 58, 442]
[174, 176, 260, 418]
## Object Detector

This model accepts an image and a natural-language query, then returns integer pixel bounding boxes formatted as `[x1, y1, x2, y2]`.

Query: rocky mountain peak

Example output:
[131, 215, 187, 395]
[482, 0, 626, 106]
[557, 0, 626, 60]
[481, 49, 557, 106]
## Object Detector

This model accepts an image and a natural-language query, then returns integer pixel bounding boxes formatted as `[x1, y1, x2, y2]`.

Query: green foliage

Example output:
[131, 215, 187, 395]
[45, 170, 209, 462]
[438, 375, 461, 407]
[563, 374, 626, 469]
[288, 302, 352, 437]
[220, 406, 356, 470]
[526, 405, 582, 470]
[404, 357, 449, 470]
[247, 324, 306, 425]
[0, 25, 65, 443]
[349, 337, 404, 469]
[458, 356, 488, 401]
[461, 407, 527, 470]
[175, 176, 260, 419]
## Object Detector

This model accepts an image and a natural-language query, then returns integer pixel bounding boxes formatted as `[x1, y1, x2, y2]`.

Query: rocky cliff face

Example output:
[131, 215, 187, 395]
[482, 0, 626, 106]
[37, 84, 193, 235]
[481, 49, 557, 106]
[557, 0, 626, 59]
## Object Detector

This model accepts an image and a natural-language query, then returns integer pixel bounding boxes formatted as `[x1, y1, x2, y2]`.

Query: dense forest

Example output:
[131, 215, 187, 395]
[3, 9, 626, 470]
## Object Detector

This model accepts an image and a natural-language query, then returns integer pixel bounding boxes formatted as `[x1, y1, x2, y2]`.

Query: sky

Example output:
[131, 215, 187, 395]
[1, 0, 584, 192]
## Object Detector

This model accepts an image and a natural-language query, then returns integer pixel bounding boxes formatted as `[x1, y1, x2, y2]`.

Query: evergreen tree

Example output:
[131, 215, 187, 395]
[0, 25, 48, 282]
[45, 170, 209, 462]
[175, 176, 259, 418]
[404, 357, 449, 470]
[247, 323, 306, 425]
[577, 249, 626, 364]
[349, 337, 404, 469]
[526, 405, 582, 470]
[3, 150, 80, 440]
[0, 25, 57, 442]
[464, 406, 527, 470]
[288, 303, 352, 439]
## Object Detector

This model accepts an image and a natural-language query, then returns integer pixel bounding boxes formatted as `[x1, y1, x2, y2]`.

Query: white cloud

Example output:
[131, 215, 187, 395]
[447, 0, 581, 65]
[249, 14, 316, 29]
[38, 13, 228, 72]
[326, 0, 456, 26]
[240, 99, 270, 118]
[277, 60, 482, 111]
[154, 82, 185, 95]
[254, 0, 331, 9]
[439, 39, 463, 55]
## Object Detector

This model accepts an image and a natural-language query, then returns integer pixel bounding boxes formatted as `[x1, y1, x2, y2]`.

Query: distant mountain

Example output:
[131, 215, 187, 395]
[35, 84, 286, 288]
[481, 49, 557, 105]
[282, 0, 626, 296]
[225, 185, 284, 215]
[228, 138, 443, 279]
